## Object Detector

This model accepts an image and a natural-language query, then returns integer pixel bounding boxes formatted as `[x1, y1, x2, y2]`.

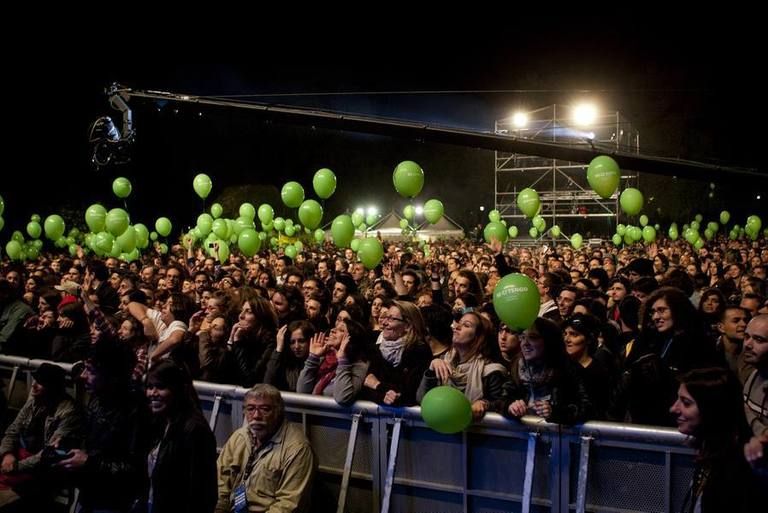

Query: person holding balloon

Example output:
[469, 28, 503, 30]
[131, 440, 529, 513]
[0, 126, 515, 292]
[502, 317, 592, 424]
[417, 311, 509, 420]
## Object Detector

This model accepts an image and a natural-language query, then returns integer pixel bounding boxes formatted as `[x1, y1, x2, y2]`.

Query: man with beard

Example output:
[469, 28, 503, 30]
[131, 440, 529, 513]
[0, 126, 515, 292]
[215, 384, 314, 513]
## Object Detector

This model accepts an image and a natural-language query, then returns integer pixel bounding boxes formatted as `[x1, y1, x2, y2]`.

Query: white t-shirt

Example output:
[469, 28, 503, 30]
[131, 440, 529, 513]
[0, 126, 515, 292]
[146, 308, 187, 359]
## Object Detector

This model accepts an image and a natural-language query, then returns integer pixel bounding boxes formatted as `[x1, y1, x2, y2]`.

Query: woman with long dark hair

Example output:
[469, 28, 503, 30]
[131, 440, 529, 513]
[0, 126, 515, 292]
[144, 360, 217, 513]
[264, 320, 313, 392]
[671, 367, 765, 512]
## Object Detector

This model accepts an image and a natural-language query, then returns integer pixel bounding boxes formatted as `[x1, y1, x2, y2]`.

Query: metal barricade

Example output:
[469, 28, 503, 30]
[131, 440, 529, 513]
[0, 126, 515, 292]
[0, 355, 695, 513]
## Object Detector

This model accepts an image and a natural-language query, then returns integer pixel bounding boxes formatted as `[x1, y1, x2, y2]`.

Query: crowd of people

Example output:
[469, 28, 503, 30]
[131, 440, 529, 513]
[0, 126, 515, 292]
[0, 233, 766, 511]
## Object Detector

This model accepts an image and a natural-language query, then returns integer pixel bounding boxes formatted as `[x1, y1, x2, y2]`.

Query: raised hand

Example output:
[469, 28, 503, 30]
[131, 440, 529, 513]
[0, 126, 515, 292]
[276, 325, 288, 352]
[309, 332, 328, 357]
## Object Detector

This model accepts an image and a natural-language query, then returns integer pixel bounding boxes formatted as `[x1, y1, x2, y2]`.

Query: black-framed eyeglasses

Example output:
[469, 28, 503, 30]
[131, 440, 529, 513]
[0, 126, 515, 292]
[380, 315, 406, 323]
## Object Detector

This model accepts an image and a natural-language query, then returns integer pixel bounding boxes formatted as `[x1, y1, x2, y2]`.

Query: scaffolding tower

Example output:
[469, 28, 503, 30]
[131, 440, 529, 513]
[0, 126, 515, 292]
[494, 105, 640, 229]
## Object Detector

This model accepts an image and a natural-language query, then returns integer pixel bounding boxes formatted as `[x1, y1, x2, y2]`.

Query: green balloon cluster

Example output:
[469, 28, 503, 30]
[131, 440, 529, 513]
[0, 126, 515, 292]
[587, 155, 620, 199]
[420, 386, 472, 434]
[393, 161, 424, 198]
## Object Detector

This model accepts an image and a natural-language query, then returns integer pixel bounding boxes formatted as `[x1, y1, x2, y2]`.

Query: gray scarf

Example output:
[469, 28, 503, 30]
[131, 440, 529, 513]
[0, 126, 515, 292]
[376, 332, 405, 367]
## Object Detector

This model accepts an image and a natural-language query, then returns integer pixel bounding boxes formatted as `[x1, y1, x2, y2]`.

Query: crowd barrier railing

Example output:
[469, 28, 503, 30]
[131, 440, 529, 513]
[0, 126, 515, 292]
[0, 356, 695, 513]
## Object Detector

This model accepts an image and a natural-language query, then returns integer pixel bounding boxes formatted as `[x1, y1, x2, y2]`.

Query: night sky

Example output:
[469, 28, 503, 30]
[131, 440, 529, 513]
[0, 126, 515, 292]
[3, 21, 765, 237]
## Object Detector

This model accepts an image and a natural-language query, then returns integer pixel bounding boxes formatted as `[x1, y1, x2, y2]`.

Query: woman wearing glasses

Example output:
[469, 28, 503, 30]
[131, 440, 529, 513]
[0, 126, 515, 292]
[417, 312, 508, 419]
[363, 301, 432, 407]
[502, 317, 592, 424]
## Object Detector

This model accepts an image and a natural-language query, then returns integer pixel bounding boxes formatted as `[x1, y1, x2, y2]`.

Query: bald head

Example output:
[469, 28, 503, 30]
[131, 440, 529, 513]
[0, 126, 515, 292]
[743, 314, 768, 369]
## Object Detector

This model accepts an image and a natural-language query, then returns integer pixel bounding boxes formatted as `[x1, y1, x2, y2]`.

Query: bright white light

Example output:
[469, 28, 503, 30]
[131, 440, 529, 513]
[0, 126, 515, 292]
[572, 104, 597, 126]
[415, 206, 424, 216]
[355, 207, 364, 215]
[366, 206, 378, 216]
[758, 195, 762, 200]
[512, 112, 528, 128]
[479, 206, 485, 211]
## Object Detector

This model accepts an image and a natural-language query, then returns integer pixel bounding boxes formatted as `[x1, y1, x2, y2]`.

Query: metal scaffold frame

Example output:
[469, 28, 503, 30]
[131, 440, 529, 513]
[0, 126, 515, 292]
[495, 105, 640, 227]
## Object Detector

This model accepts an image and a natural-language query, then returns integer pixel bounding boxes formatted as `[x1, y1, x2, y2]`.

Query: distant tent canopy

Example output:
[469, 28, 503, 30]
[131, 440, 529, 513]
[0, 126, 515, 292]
[368, 211, 464, 241]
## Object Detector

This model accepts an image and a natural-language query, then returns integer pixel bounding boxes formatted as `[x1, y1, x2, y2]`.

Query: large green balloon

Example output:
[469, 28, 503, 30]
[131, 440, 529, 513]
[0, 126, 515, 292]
[357, 237, 384, 269]
[105, 209, 129, 237]
[85, 204, 107, 233]
[619, 188, 644, 216]
[403, 205, 415, 221]
[587, 155, 620, 199]
[484, 222, 508, 243]
[257, 204, 274, 225]
[493, 273, 540, 331]
[5, 240, 22, 260]
[281, 182, 305, 208]
[313, 168, 337, 199]
[26, 221, 42, 240]
[238, 228, 261, 257]
[155, 217, 172, 238]
[331, 215, 355, 248]
[95, 232, 115, 253]
[298, 200, 323, 230]
[719, 210, 730, 225]
[284, 244, 297, 260]
[238, 203, 256, 221]
[44, 215, 65, 241]
[234, 216, 254, 235]
[112, 177, 132, 198]
[212, 219, 228, 239]
[420, 386, 473, 434]
[642, 225, 656, 243]
[193, 173, 213, 199]
[393, 160, 425, 198]
[517, 188, 540, 218]
[747, 215, 762, 234]
[197, 213, 213, 236]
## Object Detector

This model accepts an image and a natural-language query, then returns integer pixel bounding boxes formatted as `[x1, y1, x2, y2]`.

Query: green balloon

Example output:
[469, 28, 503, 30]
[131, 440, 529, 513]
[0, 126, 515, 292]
[210, 203, 223, 219]
[747, 215, 762, 234]
[5, 240, 22, 260]
[112, 177, 132, 198]
[720, 210, 730, 225]
[117, 225, 137, 252]
[281, 181, 305, 208]
[508, 226, 519, 238]
[285, 225, 296, 237]
[294, 241, 303, 252]
[31, 214, 41, 223]
[312, 229, 324, 243]
[690, 221, 700, 231]
[234, 216, 254, 235]
[550, 225, 561, 238]
[694, 238, 705, 250]
[150, 232, 158, 241]
[619, 188, 644, 216]
[85, 204, 107, 233]
[284, 244, 297, 260]
[44, 215, 66, 241]
[528, 227, 539, 238]
[612, 233, 623, 245]
[350, 238, 361, 252]
[26, 245, 39, 260]
[196, 213, 213, 236]
[351, 211, 364, 227]
[357, 237, 384, 269]
[642, 225, 656, 243]
[517, 188, 540, 218]
[155, 217, 172, 237]
[313, 168, 337, 199]
[399, 218, 410, 230]
[239, 203, 256, 221]
[420, 386, 473, 434]
[212, 219, 228, 239]
[587, 155, 620, 199]
[403, 205, 415, 221]
[216, 240, 229, 263]
[639, 215, 649, 227]
[238, 228, 261, 257]
[488, 209, 501, 223]
[424, 198, 444, 224]
[331, 215, 355, 248]
[193, 173, 213, 199]
[26, 221, 42, 239]
[298, 200, 323, 230]
[158, 243, 168, 255]
[695, 214, 703, 223]
[533, 215, 546, 232]
[257, 204, 274, 225]
[629, 226, 643, 242]
[105, 208, 129, 237]
[392, 160, 425, 198]
[704, 228, 714, 240]
[484, 222, 508, 243]
[95, 232, 115, 253]
[365, 213, 377, 227]
[0, 217, 5, 233]
[493, 273, 539, 331]
[0, 194, 4, 216]
[273, 217, 285, 232]
[11, 230, 24, 243]
[571, 233, 583, 249]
